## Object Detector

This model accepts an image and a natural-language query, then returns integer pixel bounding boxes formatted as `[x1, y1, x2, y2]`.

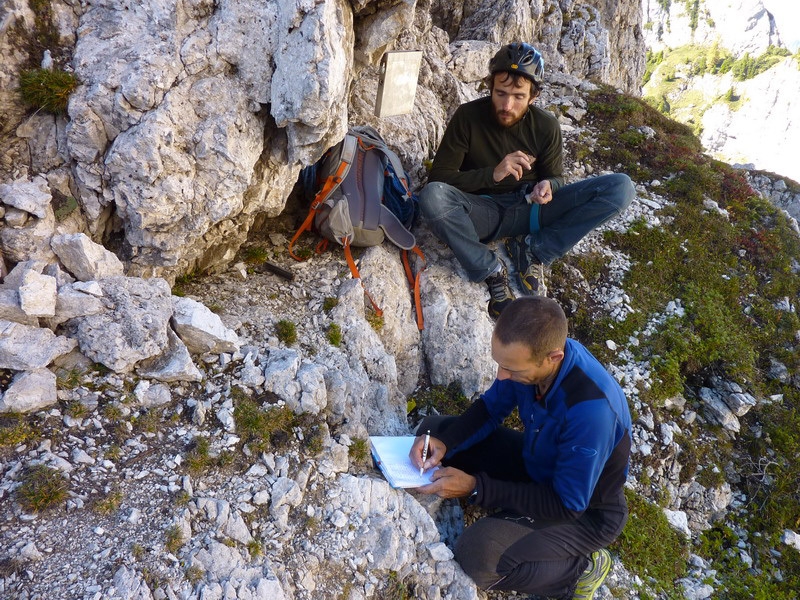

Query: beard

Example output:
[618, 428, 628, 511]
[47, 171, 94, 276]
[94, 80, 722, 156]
[492, 104, 527, 128]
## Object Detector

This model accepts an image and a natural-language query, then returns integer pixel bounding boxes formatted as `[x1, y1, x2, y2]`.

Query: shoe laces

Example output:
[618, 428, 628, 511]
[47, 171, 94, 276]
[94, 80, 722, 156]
[486, 271, 512, 302]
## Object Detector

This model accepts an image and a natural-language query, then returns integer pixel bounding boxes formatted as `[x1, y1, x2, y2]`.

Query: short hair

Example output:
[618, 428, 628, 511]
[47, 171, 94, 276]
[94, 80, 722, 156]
[486, 71, 542, 99]
[493, 297, 568, 363]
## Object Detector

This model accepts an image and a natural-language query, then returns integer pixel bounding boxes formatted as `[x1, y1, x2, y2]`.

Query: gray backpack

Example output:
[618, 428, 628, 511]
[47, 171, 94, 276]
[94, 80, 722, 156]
[289, 126, 425, 328]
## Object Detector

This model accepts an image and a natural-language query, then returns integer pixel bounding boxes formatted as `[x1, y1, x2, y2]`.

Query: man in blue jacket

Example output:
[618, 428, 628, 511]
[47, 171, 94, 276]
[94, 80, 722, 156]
[411, 297, 631, 599]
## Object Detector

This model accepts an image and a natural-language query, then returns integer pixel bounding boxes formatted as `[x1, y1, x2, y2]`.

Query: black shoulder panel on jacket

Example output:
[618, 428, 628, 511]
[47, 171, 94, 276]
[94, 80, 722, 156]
[560, 366, 605, 409]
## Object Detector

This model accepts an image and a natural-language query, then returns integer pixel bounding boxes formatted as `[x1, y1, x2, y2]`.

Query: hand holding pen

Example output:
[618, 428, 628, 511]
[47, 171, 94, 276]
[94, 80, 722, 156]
[410, 430, 446, 473]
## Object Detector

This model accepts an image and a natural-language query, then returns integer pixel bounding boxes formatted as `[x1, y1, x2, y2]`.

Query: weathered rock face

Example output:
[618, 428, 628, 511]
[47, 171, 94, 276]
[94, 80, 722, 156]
[640, 0, 800, 184]
[1, 0, 644, 282]
[699, 58, 800, 183]
[643, 0, 782, 57]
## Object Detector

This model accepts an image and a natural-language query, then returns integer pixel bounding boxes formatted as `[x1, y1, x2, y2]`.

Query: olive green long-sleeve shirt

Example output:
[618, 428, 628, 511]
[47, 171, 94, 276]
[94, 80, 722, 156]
[428, 96, 564, 196]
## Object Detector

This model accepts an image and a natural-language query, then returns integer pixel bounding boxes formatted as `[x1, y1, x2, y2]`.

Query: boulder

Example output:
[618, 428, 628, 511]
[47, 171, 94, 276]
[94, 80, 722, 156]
[171, 296, 240, 354]
[0, 320, 77, 370]
[50, 233, 125, 281]
[65, 276, 173, 373]
[0, 368, 58, 413]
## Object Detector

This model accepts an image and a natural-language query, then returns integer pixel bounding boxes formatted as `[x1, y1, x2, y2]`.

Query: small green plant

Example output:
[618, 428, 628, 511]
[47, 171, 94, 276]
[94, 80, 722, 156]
[64, 400, 88, 419]
[93, 489, 123, 515]
[327, 323, 342, 347]
[0, 414, 38, 447]
[322, 297, 339, 312]
[16, 464, 69, 512]
[164, 524, 184, 554]
[132, 408, 164, 434]
[240, 245, 269, 264]
[18, 68, 78, 114]
[101, 403, 123, 421]
[409, 383, 471, 419]
[348, 437, 370, 465]
[275, 319, 298, 345]
[233, 392, 296, 454]
[247, 539, 263, 559]
[366, 311, 384, 331]
[172, 271, 200, 297]
[174, 490, 191, 506]
[185, 436, 214, 476]
[304, 427, 324, 455]
[384, 570, 414, 600]
[53, 195, 79, 221]
[56, 369, 82, 390]
[131, 543, 146, 560]
[105, 443, 122, 462]
[185, 564, 204, 584]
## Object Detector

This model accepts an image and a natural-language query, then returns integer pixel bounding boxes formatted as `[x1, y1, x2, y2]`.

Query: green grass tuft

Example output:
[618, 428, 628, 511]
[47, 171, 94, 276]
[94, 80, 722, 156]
[93, 489, 123, 515]
[275, 319, 297, 345]
[0, 414, 38, 447]
[18, 68, 78, 114]
[348, 437, 370, 466]
[240, 245, 269, 265]
[16, 464, 69, 512]
[233, 391, 296, 454]
[326, 322, 342, 346]
[164, 524, 184, 554]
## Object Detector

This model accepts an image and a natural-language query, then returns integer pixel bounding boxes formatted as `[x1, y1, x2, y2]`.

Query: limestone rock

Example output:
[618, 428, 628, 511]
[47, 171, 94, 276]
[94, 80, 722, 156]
[112, 566, 154, 600]
[0, 195, 58, 264]
[644, 0, 781, 57]
[263, 348, 302, 402]
[133, 380, 172, 408]
[292, 362, 327, 415]
[0, 288, 39, 326]
[18, 270, 57, 317]
[0, 320, 77, 370]
[0, 175, 51, 218]
[45, 282, 108, 328]
[135, 328, 203, 383]
[65, 276, 173, 373]
[0, 368, 58, 413]
[50, 233, 124, 281]
[698, 387, 741, 433]
[418, 252, 496, 399]
[171, 296, 240, 354]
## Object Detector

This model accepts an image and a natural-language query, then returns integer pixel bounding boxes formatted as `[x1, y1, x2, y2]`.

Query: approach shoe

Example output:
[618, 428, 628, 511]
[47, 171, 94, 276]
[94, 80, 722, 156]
[572, 548, 612, 600]
[505, 236, 546, 296]
[485, 265, 515, 319]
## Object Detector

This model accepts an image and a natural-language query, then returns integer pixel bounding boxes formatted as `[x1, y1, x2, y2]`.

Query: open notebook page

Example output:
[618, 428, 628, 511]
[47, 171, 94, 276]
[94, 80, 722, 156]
[369, 436, 437, 488]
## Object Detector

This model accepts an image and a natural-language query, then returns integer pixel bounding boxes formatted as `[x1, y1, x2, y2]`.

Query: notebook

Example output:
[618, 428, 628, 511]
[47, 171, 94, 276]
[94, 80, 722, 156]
[369, 435, 437, 488]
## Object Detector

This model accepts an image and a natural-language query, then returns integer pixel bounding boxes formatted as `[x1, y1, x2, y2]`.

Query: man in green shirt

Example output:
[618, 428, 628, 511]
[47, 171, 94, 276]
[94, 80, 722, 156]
[420, 42, 635, 318]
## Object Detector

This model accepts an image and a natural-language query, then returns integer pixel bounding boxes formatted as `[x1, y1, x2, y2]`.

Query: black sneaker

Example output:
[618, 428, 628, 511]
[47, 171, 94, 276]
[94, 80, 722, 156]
[485, 265, 515, 319]
[505, 236, 546, 296]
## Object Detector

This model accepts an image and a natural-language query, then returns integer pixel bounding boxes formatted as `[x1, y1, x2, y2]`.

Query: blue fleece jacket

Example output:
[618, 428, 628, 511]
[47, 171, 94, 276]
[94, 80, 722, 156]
[438, 338, 632, 522]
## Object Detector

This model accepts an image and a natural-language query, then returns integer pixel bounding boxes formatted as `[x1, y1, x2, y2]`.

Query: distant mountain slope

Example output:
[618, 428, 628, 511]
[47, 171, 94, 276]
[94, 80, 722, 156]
[641, 0, 800, 182]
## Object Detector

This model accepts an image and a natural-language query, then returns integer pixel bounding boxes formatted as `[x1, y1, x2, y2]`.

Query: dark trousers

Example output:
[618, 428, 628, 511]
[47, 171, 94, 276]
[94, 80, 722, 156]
[420, 415, 628, 597]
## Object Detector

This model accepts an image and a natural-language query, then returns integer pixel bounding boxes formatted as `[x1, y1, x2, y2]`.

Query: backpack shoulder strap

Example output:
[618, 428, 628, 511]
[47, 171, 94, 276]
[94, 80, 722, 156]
[312, 134, 358, 209]
[378, 205, 415, 249]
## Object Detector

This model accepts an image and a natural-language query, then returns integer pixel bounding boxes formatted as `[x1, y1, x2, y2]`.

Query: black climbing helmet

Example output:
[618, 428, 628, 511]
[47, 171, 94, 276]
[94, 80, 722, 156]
[489, 43, 545, 86]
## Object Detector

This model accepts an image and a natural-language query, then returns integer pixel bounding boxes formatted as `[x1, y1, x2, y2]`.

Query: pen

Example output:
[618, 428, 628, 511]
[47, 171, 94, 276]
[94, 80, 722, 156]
[420, 430, 430, 476]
